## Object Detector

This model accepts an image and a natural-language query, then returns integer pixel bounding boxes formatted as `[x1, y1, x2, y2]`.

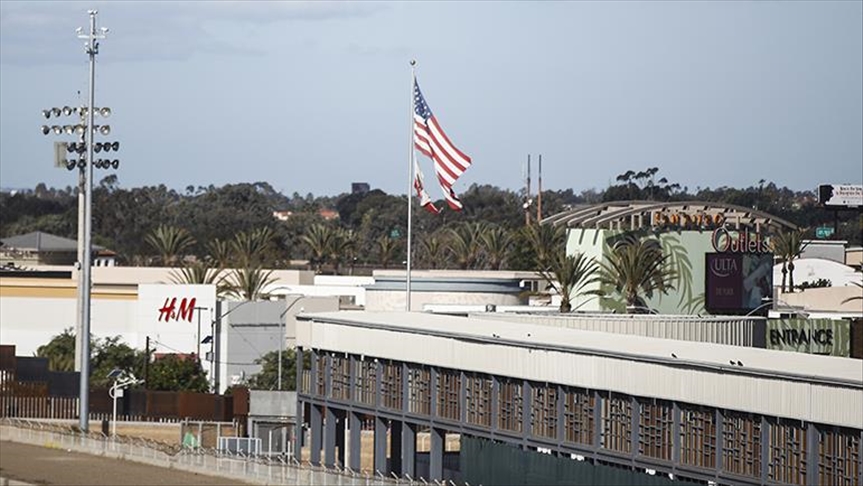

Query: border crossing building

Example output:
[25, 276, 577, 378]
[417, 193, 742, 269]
[295, 311, 862, 486]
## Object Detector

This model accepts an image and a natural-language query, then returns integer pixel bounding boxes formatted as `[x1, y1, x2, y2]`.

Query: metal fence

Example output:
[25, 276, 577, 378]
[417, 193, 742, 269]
[0, 418, 453, 486]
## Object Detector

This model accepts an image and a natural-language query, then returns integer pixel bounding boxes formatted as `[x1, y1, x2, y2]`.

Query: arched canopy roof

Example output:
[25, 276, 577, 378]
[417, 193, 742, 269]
[542, 200, 798, 234]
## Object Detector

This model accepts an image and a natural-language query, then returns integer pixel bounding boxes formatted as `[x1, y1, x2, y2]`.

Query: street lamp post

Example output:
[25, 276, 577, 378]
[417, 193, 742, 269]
[277, 296, 305, 391]
[107, 369, 143, 438]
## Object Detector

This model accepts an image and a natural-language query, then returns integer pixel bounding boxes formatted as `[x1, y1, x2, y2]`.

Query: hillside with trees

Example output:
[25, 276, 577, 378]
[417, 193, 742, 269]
[1, 169, 860, 274]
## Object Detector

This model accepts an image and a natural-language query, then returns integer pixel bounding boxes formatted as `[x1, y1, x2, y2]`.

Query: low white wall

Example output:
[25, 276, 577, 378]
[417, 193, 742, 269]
[0, 296, 136, 357]
[366, 290, 521, 312]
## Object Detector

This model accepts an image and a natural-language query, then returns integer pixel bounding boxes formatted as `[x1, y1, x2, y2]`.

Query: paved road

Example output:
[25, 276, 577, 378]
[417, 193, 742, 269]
[0, 441, 251, 485]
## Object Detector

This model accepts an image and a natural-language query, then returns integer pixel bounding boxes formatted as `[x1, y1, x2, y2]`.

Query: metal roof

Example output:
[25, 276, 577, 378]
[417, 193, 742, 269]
[298, 310, 861, 387]
[297, 310, 863, 428]
[1, 231, 103, 252]
[542, 200, 798, 233]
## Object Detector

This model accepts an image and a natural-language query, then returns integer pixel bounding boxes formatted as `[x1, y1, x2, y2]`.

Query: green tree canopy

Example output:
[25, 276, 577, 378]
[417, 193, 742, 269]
[35, 330, 208, 392]
[246, 347, 309, 391]
[4, 177, 861, 270]
[146, 355, 209, 393]
[36, 328, 76, 372]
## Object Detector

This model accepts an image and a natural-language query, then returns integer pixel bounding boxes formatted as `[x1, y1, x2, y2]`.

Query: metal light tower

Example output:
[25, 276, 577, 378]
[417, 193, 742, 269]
[77, 9, 107, 433]
[41, 12, 117, 433]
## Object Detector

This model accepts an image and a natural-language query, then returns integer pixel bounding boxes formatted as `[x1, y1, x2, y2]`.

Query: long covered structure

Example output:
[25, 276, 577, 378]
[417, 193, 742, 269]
[295, 311, 862, 485]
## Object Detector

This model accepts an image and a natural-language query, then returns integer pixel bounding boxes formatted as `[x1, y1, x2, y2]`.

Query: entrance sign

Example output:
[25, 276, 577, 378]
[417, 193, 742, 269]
[767, 319, 850, 357]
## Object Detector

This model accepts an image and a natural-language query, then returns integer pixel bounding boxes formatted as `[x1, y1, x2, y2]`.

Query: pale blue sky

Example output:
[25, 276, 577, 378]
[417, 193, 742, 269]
[1, 1, 861, 198]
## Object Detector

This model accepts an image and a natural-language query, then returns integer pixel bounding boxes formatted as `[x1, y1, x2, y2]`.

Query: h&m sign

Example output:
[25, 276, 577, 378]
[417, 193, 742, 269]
[137, 284, 216, 355]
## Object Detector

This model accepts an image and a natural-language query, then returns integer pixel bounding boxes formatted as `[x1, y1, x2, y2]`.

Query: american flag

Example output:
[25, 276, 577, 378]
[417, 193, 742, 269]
[413, 78, 472, 211]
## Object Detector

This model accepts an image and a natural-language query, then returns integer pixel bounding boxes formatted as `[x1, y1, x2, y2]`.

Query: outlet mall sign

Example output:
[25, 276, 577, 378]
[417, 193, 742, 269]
[711, 227, 771, 254]
[653, 211, 773, 253]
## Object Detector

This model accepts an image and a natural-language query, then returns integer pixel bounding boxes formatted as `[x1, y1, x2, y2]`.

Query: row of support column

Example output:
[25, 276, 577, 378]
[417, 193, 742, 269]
[296, 400, 447, 480]
[296, 347, 863, 486]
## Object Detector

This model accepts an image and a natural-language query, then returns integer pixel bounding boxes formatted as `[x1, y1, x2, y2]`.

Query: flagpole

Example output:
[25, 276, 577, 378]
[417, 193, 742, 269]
[406, 59, 416, 312]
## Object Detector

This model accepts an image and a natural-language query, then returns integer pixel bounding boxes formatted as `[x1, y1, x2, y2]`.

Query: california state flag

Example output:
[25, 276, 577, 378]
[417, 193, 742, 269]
[413, 159, 440, 215]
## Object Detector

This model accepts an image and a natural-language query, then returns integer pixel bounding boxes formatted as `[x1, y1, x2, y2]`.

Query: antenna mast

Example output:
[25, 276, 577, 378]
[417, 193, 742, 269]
[537, 154, 542, 222]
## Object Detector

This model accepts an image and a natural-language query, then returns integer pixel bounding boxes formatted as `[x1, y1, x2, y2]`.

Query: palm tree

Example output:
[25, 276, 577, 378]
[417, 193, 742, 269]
[225, 266, 277, 301]
[841, 281, 863, 304]
[144, 225, 196, 266]
[538, 251, 600, 312]
[206, 238, 232, 268]
[446, 222, 485, 270]
[418, 232, 447, 269]
[480, 225, 512, 270]
[328, 228, 357, 275]
[599, 235, 677, 313]
[521, 223, 566, 270]
[302, 224, 334, 273]
[231, 227, 274, 267]
[375, 235, 400, 269]
[772, 230, 808, 293]
[169, 260, 229, 297]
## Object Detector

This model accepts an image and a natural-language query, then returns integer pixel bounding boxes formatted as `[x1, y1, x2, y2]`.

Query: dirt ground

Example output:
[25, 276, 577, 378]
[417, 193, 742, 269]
[114, 422, 183, 443]
[0, 440, 252, 485]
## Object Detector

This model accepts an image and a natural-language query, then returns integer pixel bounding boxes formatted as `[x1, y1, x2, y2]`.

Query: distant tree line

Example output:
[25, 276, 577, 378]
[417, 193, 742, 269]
[1, 170, 860, 274]
[20, 168, 852, 385]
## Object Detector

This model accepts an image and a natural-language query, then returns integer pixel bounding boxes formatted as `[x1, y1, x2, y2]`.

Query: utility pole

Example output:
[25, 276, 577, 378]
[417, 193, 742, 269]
[144, 336, 150, 388]
[195, 306, 207, 358]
